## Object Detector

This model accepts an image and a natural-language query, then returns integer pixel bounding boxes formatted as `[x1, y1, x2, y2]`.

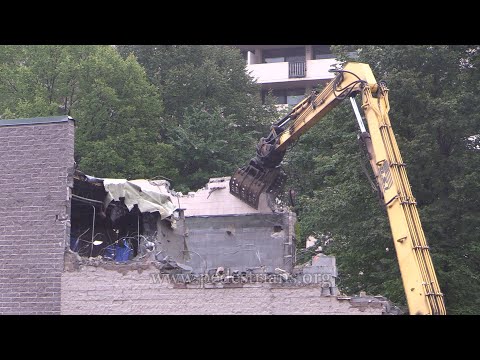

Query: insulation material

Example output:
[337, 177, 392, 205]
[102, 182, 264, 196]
[102, 179, 177, 219]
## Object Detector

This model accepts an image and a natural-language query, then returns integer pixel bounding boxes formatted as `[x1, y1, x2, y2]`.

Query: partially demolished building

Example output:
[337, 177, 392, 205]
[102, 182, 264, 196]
[70, 172, 297, 275]
[0, 116, 401, 315]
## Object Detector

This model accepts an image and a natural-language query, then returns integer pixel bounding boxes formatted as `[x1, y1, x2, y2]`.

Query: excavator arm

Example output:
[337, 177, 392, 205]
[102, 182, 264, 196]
[230, 62, 446, 315]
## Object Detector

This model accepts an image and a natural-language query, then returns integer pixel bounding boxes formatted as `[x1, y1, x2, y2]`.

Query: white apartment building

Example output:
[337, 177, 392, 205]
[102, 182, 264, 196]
[235, 45, 337, 106]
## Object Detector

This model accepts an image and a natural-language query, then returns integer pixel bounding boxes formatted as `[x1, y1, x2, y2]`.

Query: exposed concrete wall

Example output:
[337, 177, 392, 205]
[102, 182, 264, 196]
[61, 266, 395, 315]
[181, 212, 296, 273]
[0, 118, 75, 314]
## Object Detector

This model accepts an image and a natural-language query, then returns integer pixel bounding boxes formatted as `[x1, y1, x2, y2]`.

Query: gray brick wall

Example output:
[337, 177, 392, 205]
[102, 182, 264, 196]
[61, 265, 389, 315]
[0, 119, 75, 314]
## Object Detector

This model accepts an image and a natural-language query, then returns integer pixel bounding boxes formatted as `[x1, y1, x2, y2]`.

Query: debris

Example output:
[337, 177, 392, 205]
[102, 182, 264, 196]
[207, 186, 225, 199]
[216, 267, 225, 276]
[275, 268, 289, 281]
[155, 255, 192, 273]
[224, 275, 234, 283]
[306, 236, 317, 248]
[306, 235, 323, 253]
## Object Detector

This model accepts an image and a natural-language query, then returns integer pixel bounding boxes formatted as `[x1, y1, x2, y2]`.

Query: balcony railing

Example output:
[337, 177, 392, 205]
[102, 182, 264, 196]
[289, 61, 306, 78]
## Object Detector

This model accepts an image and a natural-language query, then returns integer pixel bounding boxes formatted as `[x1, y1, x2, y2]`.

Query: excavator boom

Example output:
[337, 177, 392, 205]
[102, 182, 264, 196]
[230, 62, 446, 315]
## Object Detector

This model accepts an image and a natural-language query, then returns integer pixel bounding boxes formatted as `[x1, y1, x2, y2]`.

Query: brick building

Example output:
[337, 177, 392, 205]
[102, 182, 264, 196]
[0, 116, 75, 314]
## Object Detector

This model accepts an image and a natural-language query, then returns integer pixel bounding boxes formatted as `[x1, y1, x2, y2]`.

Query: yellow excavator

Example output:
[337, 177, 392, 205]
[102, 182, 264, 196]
[230, 62, 446, 315]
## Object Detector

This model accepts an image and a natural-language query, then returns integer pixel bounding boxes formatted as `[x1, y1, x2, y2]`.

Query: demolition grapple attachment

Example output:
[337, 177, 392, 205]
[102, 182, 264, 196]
[229, 164, 286, 209]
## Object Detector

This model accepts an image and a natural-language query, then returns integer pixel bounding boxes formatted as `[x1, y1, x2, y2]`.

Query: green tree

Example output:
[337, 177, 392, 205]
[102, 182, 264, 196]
[167, 105, 262, 192]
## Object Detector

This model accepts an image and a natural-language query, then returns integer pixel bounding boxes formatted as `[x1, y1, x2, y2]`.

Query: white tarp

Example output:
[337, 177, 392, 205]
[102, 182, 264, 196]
[102, 178, 177, 219]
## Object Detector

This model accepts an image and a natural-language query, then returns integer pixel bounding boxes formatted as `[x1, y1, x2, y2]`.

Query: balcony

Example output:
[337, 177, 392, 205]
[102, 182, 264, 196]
[246, 58, 337, 84]
[289, 61, 306, 78]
